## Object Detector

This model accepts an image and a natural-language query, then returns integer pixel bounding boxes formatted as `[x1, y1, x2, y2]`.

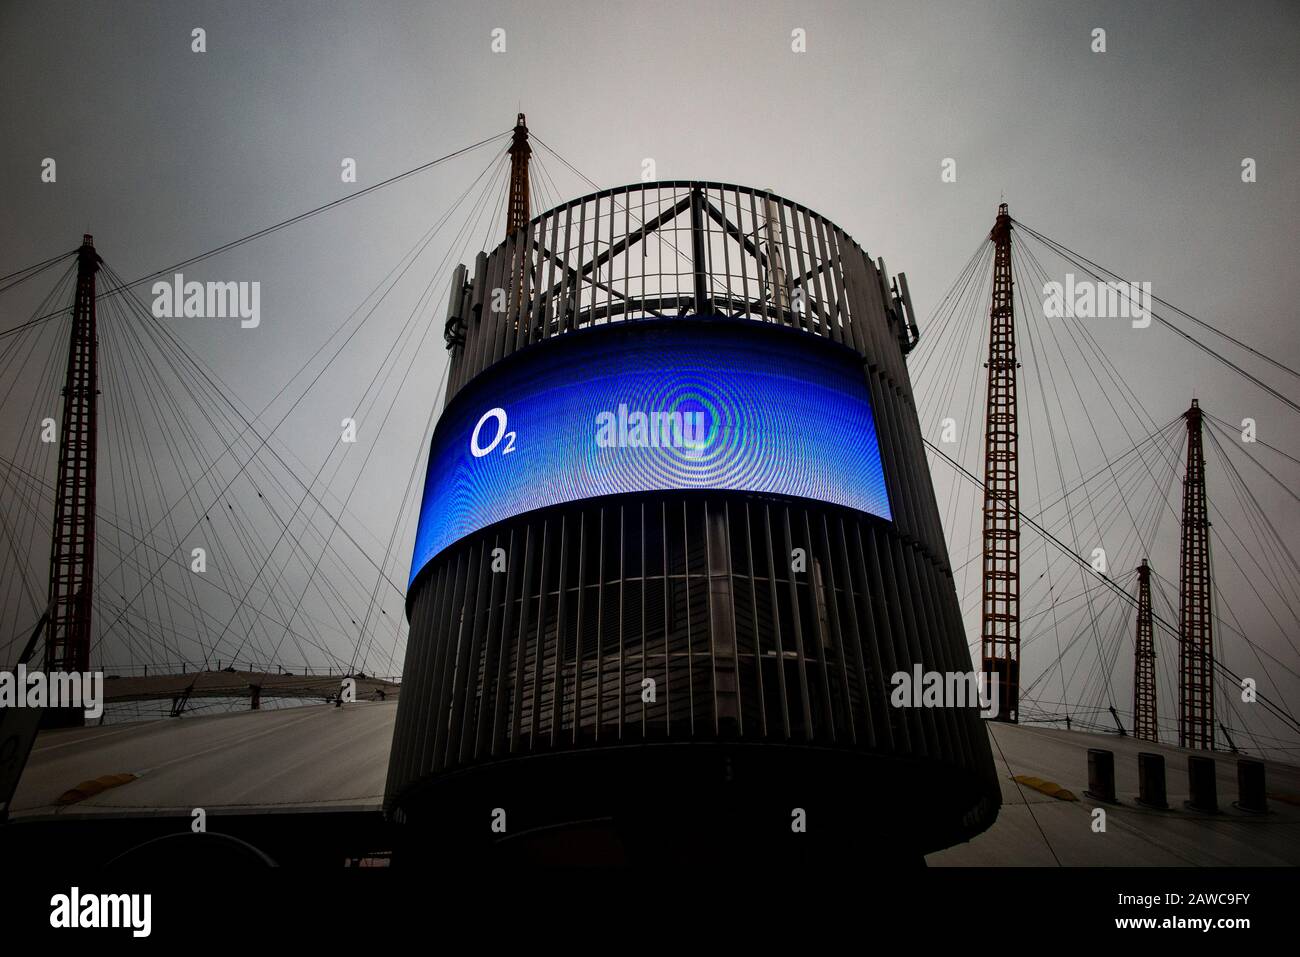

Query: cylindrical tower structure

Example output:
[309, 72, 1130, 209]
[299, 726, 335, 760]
[387, 182, 999, 863]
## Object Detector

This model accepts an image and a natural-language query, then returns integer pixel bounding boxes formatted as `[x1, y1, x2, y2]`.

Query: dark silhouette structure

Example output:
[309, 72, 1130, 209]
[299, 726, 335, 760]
[980, 204, 1020, 724]
[387, 173, 1001, 864]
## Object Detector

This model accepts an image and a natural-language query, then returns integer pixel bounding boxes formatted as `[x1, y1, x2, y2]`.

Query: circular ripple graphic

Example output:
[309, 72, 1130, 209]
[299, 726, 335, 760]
[410, 321, 892, 585]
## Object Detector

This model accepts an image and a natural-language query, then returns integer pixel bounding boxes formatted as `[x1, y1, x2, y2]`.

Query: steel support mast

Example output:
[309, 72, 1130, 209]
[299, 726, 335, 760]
[44, 235, 101, 724]
[506, 112, 531, 236]
[506, 112, 532, 327]
[1133, 558, 1157, 741]
[1178, 399, 1214, 749]
[980, 204, 1019, 723]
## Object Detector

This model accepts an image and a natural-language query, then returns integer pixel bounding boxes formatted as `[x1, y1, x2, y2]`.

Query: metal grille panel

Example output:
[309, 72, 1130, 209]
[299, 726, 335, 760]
[387, 497, 996, 803]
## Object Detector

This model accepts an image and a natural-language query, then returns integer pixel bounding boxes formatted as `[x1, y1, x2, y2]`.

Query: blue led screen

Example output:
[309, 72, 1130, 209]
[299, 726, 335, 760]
[410, 320, 891, 586]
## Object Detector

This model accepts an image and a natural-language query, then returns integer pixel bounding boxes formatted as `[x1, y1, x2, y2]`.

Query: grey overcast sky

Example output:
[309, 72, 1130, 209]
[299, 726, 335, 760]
[1, 1, 1297, 748]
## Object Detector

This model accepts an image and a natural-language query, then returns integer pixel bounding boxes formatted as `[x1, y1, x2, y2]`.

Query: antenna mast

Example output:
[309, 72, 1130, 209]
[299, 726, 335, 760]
[506, 112, 531, 237]
[980, 204, 1020, 723]
[1178, 399, 1214, 749]
[1133, 558, 1157, 741]
[44, 235, 101, 726]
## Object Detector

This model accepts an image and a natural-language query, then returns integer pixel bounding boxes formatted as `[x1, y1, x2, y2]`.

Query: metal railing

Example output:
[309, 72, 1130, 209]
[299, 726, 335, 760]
[444, 182, 919, 399]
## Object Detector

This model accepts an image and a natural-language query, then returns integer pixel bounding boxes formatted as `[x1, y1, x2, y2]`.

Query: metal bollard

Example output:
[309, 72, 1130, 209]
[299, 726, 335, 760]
[1136, 752, 1168, 809]
[1235, 758, 1267, 813]
[1086, 748, 1118, 803]
[1186, 755, 1219, 812]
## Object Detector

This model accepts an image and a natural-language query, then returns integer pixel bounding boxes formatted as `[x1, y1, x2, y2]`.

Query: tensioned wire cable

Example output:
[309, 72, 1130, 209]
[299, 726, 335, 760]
[99, 286, 334, 671]
[1015, 234, 1186, 538]
[1201, 418, 1300, 609]
[1005, 239, 1186, 715]
[530, 134, 698, 276]
[0, 130, 511, 340]
[1013, 223, 1300, 733]
[921, 245, 993, 581]
[249, 148, 512, 673]
[349, 354, 449, 678]
[3, 139, 510, 670]
[977, 230, 1258, 722]
[946, 390, 1289, 738]
[1015, 241, 1155, 553]
[1014, 218, 1300, 383]
[260, 148, 509, 674]
[101, 263, 368, 670]
[1148, 562, 1300, 702]
[87, 143, 511, 667]
[1144, 552, 1300, 687]
[862, 212, 1297, 750]
[0, 261, 77, 406]
[948, 417, 1182, 577]
[1012, 219, 1299, 415]
[171, 147, 507, 674]
[1016, 260, 1077, 712]
[1013, 240, 1174, 712]
[924, 438, 1300, 734]
[109, 273, 387, 672]
[987, 727, 1062, 866]
[1202, 427, 1300, 652]
[1207, 423, 1300, 614]
[1012, 229, 1290, 721]
[0, 454, 358, 674]
[895, 221, 1155, 723]
[0, 249, 78, 297]
[0, 265, 78, 640]
[908, 237, 989, 384]
[1204, 410, 1300, 472]
[942, 234, 1117, 712]
[88, 142, 507, 596]
[351, 153, 515, 677]
[0, 248, 78, 286]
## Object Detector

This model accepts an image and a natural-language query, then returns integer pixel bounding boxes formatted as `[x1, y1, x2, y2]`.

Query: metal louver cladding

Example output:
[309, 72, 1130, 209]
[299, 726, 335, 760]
[386, 183, 1000, 864]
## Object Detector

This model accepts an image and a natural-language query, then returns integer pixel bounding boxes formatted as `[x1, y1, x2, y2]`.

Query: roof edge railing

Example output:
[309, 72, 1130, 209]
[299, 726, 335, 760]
[442, 182, 918, 400]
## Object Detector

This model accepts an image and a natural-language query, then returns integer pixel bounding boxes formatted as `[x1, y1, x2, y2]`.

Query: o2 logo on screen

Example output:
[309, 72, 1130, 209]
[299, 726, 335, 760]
[410, 325, 895, 585]
[470, 407, 516, 458]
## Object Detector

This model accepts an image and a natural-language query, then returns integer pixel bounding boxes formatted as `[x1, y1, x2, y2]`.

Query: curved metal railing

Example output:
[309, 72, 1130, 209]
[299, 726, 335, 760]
[443, 182, 919, 399]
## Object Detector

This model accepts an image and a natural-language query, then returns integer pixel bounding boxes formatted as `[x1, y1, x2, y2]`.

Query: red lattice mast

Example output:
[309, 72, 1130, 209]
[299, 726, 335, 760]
[980, 204, 1020, 723]
[506, 113, 531, 237]
[45, 235, 101, 695]
[1133, 558, 1157, 741]
[1178, 399, 1214, 749]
